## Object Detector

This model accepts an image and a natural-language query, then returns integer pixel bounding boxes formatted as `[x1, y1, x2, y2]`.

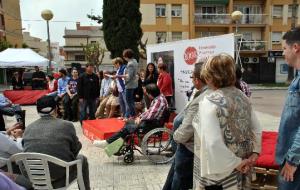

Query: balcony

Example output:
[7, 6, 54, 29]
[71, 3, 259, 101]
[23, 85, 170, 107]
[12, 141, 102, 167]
[194, 14, 268, 25]
[63, 46, 83, 52]
[238, 40, 268, 53]
[195, 13, 231, 25]
[239, 14, 268, 25]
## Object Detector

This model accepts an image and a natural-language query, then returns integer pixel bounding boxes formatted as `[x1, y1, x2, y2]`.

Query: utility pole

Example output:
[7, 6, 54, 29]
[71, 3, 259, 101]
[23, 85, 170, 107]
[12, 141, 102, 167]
[287, 0, 297, 82]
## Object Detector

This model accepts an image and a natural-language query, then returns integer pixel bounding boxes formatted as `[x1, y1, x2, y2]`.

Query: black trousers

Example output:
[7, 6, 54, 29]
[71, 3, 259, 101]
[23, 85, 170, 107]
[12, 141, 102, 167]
[0, 113, 5, 131]
[107, 120, 160, 144]
[52, 155, 90, 190]
[63, 94, 79, 121]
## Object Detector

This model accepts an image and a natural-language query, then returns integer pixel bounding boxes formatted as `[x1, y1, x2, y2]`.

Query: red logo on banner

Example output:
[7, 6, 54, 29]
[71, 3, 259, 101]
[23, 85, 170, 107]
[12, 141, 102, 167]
[184, 47, 198, 65]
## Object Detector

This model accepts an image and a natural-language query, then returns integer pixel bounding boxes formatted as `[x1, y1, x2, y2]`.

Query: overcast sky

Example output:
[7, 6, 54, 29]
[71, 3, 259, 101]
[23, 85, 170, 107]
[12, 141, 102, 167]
[20, 0, 103, 46]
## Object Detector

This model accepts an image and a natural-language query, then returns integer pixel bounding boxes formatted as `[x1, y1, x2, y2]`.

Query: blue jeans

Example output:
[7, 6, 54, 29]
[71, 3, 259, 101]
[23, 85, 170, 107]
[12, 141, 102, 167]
[163, 144, 194, 190]
[125, 88, 135, 118]
[171, 112, 184, 152]
[118, 91, 127, 117]
[278, 166, 300, 190]
[79, 99, 97, 124]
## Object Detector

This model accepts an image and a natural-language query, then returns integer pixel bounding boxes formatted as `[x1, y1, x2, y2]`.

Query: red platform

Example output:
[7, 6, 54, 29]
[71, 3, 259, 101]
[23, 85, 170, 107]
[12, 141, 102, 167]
[4, 90, 49, 105]
[82, 118, 125, 141]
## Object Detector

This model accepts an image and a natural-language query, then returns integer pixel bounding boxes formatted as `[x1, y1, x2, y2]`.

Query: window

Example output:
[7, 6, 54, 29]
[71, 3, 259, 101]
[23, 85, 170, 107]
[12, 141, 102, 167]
[156, 32, 167, 43]
[272, 32, 282, 44]
[90, 41, 97, 43]
[242, 32, 252, 41]
[273, 5, 283, 18]
[0, 15, 4, 29]
[172, 32, 182, 41]
[234, 5, 262, 14]
[201, 6, 225, 14]
[75, 55, 85, 61]
[156, 4, 166, 17]
[171, 5, 182, 17]
[288, 4, 299, 18]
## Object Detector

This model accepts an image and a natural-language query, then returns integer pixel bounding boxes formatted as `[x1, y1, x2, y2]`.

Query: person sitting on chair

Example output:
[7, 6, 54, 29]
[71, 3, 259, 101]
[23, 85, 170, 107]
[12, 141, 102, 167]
[93, 83, 168, 148]
[0, 94, 25, 131]
[22, 95, 90, 190]
[0, 123, 23, 171]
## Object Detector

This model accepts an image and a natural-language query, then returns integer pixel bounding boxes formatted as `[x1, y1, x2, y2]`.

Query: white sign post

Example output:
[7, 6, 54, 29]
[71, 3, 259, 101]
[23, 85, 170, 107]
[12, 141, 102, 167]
[147, 33, 235, 112]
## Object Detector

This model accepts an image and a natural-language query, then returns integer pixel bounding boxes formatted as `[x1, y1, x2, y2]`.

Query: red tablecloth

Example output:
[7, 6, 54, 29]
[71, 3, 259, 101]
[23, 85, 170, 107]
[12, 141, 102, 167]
[4, 90, 49, 105]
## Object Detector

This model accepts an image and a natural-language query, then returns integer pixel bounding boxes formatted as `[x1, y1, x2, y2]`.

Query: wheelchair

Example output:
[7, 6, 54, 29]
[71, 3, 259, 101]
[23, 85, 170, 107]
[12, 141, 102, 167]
[114, 108, 175, 164]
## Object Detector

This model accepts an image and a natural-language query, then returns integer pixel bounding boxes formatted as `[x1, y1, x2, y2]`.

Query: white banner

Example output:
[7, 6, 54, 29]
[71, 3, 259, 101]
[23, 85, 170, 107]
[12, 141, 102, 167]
[147, 33, 235, 112]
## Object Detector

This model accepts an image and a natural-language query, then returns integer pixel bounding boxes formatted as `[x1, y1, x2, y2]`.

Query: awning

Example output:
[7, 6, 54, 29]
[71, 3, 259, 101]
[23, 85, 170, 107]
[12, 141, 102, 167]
[195, 0, 229, 5]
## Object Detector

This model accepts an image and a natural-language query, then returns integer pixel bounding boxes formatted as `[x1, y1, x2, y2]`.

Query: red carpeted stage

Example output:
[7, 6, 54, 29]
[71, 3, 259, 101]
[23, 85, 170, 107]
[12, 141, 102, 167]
[83, 118, 125, 140]
[4, 90, 49, 105]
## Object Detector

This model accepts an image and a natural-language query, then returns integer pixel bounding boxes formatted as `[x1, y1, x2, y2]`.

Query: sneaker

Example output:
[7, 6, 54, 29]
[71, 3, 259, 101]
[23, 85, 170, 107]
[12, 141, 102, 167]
[93, 140, 108, 149]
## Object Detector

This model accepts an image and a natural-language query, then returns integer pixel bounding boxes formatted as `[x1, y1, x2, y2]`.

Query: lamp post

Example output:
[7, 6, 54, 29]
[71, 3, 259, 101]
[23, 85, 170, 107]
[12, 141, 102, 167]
[231, 11, 243, 65]
[231, 11, 243, 34]
[41, 9, 53, 74]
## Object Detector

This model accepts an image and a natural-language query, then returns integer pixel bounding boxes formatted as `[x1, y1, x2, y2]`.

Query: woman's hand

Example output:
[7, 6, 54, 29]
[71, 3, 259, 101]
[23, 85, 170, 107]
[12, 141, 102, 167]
[248, 153, 259, 166]
[236, 159, 251, 173]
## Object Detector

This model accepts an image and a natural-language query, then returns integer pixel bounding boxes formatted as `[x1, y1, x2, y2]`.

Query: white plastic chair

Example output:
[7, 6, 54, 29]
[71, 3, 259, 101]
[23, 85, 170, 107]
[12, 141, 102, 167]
[9, 152, 85, 190]
[0, 156, 12, 172]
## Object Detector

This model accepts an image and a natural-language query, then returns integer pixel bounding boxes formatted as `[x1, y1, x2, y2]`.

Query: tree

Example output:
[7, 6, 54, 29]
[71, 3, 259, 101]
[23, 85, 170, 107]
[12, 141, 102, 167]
[102, 0, 142, 61]
[22, 43, 29, 48]
[0, 40, 12, 52]
[82, 42, 106, 72]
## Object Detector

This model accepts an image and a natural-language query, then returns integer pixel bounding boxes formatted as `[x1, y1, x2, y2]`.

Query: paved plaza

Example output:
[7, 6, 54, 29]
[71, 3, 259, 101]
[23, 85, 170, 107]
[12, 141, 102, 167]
[4, 89, 285, 189]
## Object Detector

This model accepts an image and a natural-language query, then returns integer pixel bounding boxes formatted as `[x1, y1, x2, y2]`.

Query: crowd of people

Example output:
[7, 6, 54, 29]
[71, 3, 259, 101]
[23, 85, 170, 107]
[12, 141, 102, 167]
[37, 48, 175, 125]
[1, 27, 300, 190]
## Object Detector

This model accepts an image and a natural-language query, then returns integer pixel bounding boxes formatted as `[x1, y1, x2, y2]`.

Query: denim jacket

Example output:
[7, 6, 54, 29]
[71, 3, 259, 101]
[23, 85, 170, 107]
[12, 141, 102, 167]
[276, 74, 300, 166]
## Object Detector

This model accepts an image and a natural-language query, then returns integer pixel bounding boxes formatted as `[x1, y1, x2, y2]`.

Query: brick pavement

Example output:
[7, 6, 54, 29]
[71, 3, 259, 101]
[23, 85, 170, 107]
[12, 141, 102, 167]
[5, 105, 281, 190]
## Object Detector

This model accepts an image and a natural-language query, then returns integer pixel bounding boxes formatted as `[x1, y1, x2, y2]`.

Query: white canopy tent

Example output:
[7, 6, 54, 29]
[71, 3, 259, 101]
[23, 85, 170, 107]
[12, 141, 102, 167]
[0, 48, 49, 68]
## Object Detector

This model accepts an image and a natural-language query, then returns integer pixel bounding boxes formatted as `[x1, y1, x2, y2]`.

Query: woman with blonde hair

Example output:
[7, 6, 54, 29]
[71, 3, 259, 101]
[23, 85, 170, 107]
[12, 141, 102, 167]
[193, 53, 262, 190]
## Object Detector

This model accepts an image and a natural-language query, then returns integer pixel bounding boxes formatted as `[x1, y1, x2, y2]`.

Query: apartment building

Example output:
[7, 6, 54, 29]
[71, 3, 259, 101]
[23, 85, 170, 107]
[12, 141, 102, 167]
[0, 0, 23, 47]
[140, 0, 190, 44]
[140, 0, 300, 83]
[23, 32, 48, 56]
[63, 22, 112, 70]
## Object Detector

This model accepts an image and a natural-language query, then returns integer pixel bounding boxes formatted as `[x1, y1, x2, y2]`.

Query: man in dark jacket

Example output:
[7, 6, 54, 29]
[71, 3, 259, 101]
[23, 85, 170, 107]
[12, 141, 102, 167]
[77, 63, 100, 124]
[23, 96, 90, 190]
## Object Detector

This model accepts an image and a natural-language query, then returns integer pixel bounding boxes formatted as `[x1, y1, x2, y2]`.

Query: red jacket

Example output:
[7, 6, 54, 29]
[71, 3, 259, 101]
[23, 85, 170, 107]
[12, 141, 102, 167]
[157, 72, 173, 96]
[47, 79, 58, 93]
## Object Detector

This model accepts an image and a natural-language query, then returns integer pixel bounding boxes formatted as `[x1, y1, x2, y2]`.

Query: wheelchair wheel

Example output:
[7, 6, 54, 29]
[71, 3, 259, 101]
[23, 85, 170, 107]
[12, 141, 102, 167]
[141, 127, 174, 164]
[124, 152, 134, 164]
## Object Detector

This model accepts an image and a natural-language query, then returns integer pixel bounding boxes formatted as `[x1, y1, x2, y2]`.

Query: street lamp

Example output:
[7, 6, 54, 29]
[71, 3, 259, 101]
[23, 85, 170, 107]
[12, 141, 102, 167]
[231, 11, 243, 33]
[41, 9, 53, 74]
[231, 11, 243, 65]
